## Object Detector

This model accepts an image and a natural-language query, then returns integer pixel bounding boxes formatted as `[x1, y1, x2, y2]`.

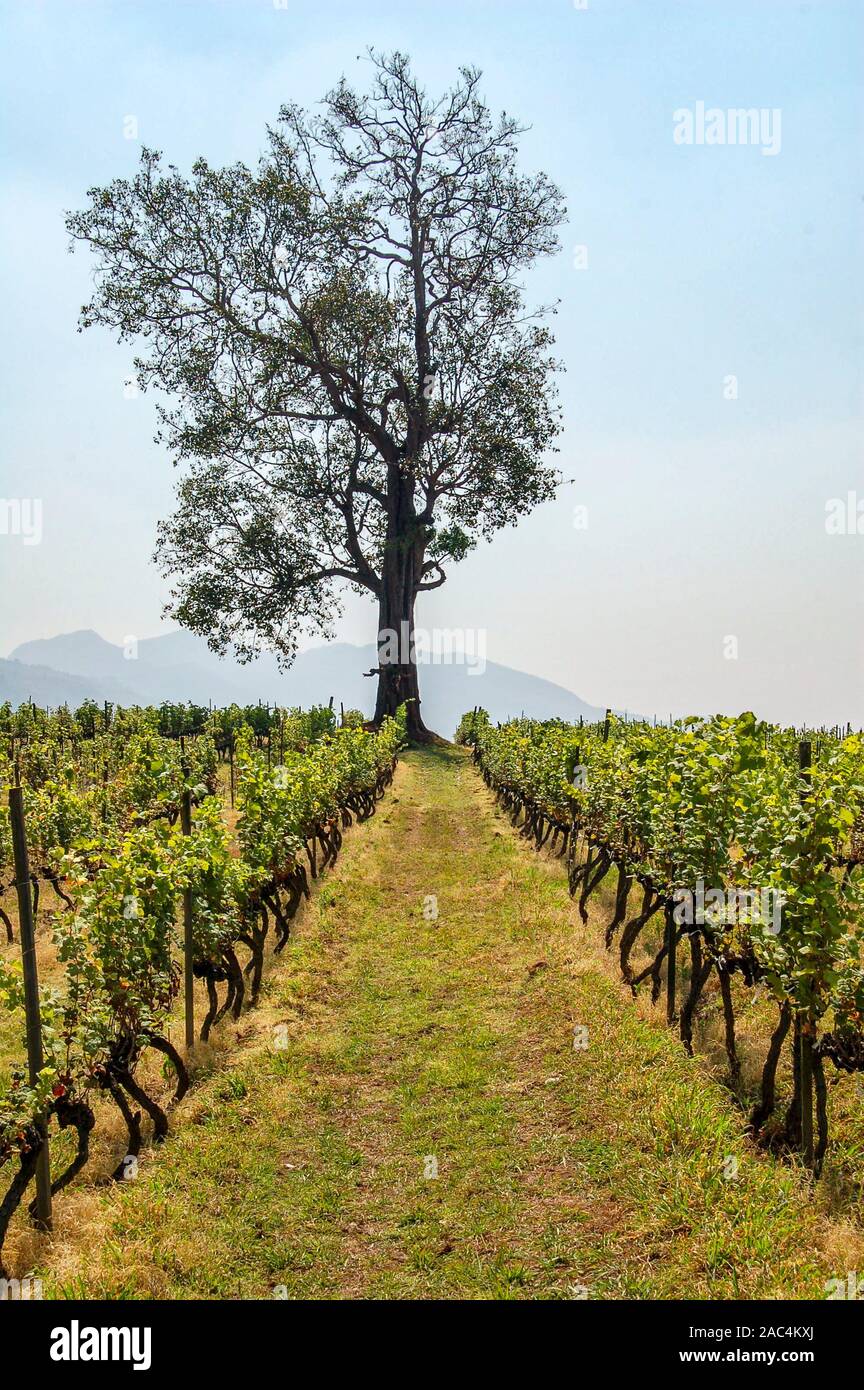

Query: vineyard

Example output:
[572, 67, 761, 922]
[0, 699, 404, 1275]
[457, 708, 864, 1178]
[3, 696, 864, 1297]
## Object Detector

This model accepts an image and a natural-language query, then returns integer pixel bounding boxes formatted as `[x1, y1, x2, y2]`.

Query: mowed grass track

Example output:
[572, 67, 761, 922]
[42, 746, 856, 1300]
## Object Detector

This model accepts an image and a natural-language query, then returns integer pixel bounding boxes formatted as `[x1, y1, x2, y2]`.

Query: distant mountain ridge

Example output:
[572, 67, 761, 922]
[5, 630, 610, 735]
[0, 656, 140, 709]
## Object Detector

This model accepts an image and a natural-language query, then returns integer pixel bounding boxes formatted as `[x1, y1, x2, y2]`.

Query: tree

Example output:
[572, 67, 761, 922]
[67, 51, 565, 740]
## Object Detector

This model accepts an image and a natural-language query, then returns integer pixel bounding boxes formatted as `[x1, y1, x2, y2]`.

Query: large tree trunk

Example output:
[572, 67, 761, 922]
[372, 465, 435, 742]
[372, 596, 426, 737]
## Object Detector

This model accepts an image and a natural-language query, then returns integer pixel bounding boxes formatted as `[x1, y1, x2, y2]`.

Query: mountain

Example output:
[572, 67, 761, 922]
[0, 657, 140, 709]
[6, 630, 609, 734]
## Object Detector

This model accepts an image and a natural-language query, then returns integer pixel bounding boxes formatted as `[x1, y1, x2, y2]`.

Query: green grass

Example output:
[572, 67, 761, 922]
[17, 747, 864, 1298]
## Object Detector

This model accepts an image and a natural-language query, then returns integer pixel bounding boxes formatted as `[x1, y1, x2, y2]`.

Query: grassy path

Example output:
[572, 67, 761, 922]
[42, 747, 855, 1299]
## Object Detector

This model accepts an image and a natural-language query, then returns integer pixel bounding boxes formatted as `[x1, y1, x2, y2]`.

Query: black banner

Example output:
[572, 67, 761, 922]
[1, 1297, 856, 1375]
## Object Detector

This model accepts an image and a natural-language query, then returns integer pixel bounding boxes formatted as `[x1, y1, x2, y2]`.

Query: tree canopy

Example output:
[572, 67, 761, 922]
[68, 51, 566, 736]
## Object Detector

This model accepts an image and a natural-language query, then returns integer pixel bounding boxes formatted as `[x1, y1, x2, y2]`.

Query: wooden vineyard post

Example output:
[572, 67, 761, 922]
[665, 907, 677, 1026]
[603, 708, 611, 743]
[798, 739, 814, 1168]
[8, 785, 53, 1232]
[566, 743, 581, 795]
[565, 745, 581, 895]
[180, 779, 195, 1051]
[229, 741, 235, 810]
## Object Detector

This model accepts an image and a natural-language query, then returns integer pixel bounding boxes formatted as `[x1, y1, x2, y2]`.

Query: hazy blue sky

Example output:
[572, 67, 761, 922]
[1, 0, 862, 725]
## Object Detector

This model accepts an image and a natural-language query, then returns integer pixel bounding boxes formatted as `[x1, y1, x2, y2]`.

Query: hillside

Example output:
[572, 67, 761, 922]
[0, 657, 139, 709]
[7, 630, 609, 733]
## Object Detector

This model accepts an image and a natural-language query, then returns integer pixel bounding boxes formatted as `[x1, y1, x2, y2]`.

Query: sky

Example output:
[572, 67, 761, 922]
[1, 0, 862, 726]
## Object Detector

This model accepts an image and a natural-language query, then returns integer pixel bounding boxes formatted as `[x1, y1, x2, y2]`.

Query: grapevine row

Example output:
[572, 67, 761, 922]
[0, 705, 404, 1273]
[458, 708, 864, 1175]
